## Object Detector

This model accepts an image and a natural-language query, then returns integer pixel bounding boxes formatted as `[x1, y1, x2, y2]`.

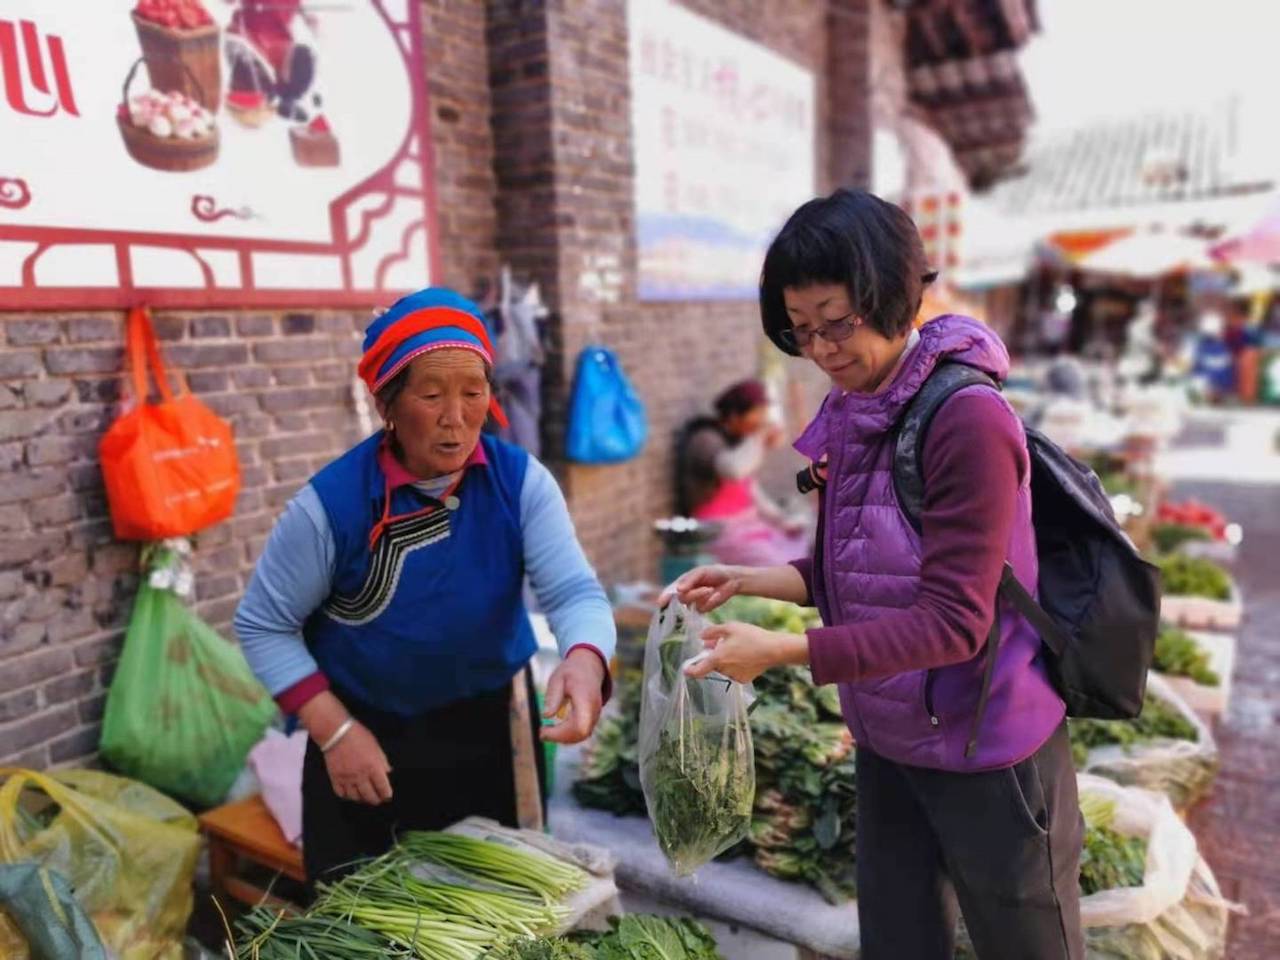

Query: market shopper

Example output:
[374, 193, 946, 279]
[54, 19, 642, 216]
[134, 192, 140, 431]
[672, 189, 1085, 959]
[674, 379, 810, 566]
[235, 287, 615, 884]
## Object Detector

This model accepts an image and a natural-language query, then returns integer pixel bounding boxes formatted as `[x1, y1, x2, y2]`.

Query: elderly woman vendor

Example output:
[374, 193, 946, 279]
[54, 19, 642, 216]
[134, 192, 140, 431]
[235, 287, 615, 882]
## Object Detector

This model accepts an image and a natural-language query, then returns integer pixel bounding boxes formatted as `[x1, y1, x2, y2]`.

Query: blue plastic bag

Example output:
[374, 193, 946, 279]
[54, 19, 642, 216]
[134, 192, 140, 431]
[566, 346, 647, 463]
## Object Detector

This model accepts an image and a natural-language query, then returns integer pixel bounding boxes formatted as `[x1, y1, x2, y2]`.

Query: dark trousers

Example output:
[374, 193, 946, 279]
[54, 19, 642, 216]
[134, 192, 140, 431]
[856, 722, 1084, 960]
[302, 671, 545, 887]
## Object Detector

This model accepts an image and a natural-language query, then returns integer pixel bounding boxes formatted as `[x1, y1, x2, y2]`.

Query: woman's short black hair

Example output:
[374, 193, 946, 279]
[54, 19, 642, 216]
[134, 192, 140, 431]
[759, 188, 937, 355]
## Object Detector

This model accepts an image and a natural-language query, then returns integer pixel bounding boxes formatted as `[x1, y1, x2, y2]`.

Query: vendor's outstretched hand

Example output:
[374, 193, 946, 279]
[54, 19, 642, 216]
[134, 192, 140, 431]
[683, 621, 809, 684]
[541, 647, 606, 744]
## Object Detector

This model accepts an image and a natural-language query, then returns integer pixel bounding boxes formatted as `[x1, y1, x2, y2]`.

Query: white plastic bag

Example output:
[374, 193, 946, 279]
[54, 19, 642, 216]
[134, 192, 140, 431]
[637, 601, 755, 875]
[247, 729, 308, 845]
[1077, 775, 1233, 960]
[1079, 673, 1219, 809]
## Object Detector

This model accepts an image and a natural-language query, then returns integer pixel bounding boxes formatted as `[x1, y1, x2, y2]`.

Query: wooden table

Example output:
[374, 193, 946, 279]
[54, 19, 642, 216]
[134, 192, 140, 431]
[198, 794, 305, 911]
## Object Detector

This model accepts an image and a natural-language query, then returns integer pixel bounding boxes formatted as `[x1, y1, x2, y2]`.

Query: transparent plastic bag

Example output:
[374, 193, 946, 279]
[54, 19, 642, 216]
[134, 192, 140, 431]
[1077, 775, 1234, 960]
[637, 601, 755, 875]
[0, 768, 200, 960]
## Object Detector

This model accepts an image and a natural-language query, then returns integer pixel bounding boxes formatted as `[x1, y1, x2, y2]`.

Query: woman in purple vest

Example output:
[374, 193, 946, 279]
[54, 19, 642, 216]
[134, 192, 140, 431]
[675, 190, 1084, 959]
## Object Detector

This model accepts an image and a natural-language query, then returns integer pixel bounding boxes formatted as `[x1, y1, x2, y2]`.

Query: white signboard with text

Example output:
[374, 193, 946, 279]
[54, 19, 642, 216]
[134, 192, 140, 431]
[629, 0, 816, 300]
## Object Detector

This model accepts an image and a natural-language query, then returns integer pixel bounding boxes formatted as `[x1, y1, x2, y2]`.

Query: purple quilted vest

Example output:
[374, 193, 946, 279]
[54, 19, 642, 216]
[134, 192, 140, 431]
[795, 315, 1065, 772]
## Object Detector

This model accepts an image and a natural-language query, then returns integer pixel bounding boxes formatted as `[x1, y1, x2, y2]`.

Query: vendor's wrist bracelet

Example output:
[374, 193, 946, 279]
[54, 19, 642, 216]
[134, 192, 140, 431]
[319, 717, 355, 753]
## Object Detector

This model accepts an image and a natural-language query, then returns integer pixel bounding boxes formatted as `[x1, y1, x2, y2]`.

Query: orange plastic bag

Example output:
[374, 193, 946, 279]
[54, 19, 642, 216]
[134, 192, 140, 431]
[99, 307, 240, 540]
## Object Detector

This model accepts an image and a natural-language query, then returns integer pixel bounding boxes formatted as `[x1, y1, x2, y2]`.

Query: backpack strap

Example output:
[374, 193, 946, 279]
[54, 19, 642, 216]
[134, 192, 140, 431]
[889, 364, 1024, 759]
[965, 563, 1075, 757]
[966, 568, 1007, 759]
[995, 564, 1072, 658]
[893, 362, 1000, 532]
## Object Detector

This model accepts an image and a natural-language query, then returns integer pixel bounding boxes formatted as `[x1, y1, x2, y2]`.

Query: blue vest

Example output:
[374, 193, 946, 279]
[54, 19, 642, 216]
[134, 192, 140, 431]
[305, 433, 536, 716]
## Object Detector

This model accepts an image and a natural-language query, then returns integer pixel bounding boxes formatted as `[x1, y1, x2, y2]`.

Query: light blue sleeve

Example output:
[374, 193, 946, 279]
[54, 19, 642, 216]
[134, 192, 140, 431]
[234, 484, 335, 697]
[520, 458, 617, 664]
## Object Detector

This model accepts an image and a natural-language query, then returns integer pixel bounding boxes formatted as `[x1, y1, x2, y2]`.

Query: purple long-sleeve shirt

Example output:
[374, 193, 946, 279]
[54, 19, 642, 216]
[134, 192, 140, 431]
[793, 389, 1026, 685]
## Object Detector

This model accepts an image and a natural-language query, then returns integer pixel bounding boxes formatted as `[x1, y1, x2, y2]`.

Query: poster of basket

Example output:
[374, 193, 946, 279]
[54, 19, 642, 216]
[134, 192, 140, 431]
[0, 1, 438, 308]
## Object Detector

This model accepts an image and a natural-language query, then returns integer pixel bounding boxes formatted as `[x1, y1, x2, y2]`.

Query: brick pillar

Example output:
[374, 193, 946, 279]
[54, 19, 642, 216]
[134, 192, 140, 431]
[482, 0, 868, 586]
[827, 0, 874, 190]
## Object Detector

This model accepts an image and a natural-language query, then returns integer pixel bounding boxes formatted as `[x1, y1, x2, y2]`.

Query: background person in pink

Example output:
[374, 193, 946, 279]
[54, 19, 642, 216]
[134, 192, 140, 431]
[675, 380, 811, 566]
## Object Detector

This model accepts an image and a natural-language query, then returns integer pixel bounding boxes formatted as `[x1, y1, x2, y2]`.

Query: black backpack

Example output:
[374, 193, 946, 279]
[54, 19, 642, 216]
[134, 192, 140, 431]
[892, 362, 1161, 759]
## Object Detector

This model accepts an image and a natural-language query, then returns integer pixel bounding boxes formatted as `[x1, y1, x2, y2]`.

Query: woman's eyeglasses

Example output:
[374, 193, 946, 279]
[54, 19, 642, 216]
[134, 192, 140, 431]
[779, 312, 863, 349]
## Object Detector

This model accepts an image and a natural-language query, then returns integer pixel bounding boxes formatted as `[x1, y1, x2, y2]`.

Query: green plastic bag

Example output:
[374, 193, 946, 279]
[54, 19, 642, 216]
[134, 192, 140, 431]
[0, 768, 200, 960]
[100, 544, 276, 808]
[0, 862, 109, 960]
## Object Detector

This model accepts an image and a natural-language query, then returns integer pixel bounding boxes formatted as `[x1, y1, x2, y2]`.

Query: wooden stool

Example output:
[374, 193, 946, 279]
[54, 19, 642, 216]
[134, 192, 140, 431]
[199, 794, 306, 911]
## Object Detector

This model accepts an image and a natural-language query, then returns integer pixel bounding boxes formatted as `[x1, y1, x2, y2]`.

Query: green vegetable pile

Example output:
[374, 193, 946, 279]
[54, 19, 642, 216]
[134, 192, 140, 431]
[748, 667, 857, 903]
[572, 666, 646, 816]
[573, 915, 721, 960]
[1154, 553, 1232, 601]
[1069, 691, 1199, 769]
[1151, 522, 1212, 554]
[1153, 626, 1220, 686]
[709, 596, 821, 634]
[231, 832, 588, 960]
[1078, 793, 1147, 898]
[232, 909, 416, 959]
[1098, 471, 1140, 499]
[487, 915, 722, 960]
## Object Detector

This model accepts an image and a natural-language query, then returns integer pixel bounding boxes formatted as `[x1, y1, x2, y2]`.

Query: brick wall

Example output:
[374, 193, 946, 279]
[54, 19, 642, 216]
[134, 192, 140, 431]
[0, 0, 884, 766]
[0, 310, 370, 767]
[488, 0, 871, 585]
[0, 0, 500, 768]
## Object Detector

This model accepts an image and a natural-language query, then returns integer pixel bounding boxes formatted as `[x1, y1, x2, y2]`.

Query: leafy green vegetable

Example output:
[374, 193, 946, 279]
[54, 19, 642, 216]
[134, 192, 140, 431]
[710, 596, 821, 635]
[1098, 470, 1140, 499]
[647, 713, 755, 874]
[1154, 553, 1232, 601]
[581, 601, 859, 898]
[1153, 627, 1220, 686]
[1069, 692, 1199, 768]
[748, 694, 858, 903]
[487, 937, 596, 960]
[573, 916, 722, 960]
[1151, 522, 1212, 554]
[639, 603, 756, 875]
[1078, 795, 1147, 897]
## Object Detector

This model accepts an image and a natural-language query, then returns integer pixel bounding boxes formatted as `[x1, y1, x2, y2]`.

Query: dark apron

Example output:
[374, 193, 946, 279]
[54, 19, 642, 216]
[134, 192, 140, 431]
[301, 669, 546, 886]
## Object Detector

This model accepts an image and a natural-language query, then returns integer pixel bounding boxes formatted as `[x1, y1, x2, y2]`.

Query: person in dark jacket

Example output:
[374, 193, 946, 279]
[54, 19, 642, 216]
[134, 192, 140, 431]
[672, 189, 1084, 960]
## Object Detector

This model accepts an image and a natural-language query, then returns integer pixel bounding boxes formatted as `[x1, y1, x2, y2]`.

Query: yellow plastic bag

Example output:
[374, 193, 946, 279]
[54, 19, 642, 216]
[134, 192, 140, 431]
[0, 768, 201, 960]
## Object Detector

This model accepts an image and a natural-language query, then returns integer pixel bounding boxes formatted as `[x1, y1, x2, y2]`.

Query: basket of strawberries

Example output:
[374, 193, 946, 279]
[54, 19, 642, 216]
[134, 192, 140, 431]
[132, 0, 221, 112]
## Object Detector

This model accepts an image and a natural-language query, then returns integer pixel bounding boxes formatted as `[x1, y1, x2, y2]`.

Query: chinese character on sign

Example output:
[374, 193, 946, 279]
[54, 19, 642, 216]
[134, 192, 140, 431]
[640, 34, 657, 75]
[0, 19, 79, 118]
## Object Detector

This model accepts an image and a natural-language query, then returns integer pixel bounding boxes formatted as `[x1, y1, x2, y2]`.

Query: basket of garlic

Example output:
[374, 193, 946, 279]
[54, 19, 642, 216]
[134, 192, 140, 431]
[117, 57, 219, 172]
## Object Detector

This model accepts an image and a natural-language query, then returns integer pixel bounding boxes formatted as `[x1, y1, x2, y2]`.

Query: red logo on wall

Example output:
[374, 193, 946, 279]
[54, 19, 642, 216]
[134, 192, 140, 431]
[0, 20, 79, 118]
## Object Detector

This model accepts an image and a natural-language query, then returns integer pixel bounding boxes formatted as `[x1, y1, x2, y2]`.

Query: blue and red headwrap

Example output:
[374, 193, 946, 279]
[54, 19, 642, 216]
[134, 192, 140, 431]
[358, 287, 508, 427]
